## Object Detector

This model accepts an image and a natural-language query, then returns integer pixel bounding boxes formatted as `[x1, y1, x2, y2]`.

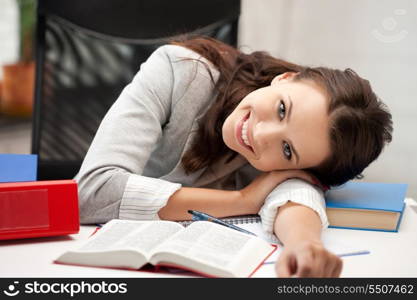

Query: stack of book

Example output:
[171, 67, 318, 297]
[0, 154, 79, 240]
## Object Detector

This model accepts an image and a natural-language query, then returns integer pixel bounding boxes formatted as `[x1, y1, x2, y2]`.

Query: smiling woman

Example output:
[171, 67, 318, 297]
[75, 36, 392, 278]
[222, 73, 331, 172]
[177, 37, 393, 187]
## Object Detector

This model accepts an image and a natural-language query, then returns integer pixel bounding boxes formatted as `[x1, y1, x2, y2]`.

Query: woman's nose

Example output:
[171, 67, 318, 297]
[253, 120, 283, 146]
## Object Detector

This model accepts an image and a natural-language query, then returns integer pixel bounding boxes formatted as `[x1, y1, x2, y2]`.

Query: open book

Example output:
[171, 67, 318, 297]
[55, 219, 276, 278]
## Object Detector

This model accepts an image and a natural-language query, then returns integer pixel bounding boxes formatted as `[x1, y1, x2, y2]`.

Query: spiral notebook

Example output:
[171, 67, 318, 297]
[180, 215, 279, 244]
[179, 214, 261, 226]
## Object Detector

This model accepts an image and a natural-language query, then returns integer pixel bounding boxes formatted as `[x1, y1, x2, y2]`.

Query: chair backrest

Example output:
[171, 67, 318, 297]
[32, 0, 240, 180]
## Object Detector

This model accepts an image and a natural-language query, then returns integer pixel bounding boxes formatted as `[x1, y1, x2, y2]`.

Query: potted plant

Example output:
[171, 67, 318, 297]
[1, 0, 36, 118]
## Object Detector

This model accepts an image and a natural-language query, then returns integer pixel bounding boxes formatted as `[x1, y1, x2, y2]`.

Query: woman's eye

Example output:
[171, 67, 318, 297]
[278, 100, 286, 120]
[283, 142, 292, 160]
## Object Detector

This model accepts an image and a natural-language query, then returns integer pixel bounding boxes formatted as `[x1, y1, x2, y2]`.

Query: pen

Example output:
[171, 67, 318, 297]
[187, 210, 257, 237]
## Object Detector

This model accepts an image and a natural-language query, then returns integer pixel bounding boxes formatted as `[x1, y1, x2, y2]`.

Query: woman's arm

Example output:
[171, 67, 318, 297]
[159, 171, 282, 220]
[75, 45, 214, 224]
[158, 187, 243, 220]
[159, 168, 342, 277]
[274, 202, 343, 277]
[159, 170, 316, 220]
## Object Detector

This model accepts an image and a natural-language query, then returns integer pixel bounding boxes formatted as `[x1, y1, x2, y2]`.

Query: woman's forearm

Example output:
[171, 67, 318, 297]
[274, 201, 343, 277]
[158, 171, 286, 221]
[158, 187, 246, 220]
[274, 201, 322, 246]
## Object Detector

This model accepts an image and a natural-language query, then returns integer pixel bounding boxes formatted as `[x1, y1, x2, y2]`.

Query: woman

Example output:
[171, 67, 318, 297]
[75, 37, 393, 277]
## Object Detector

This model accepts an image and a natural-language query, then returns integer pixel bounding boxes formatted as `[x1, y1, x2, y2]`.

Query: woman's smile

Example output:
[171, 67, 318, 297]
[236, 111, 254, 154]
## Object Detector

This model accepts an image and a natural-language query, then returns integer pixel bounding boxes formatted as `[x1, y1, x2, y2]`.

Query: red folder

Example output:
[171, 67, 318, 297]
[0, 180, 79, 240]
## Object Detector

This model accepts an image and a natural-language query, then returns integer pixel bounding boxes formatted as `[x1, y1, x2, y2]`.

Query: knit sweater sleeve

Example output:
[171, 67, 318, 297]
[74, 45, 192, 224]
[258, 179, 329, 236]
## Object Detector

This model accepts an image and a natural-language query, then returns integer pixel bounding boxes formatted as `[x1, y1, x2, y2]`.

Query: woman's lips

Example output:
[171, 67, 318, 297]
[236, 111, 254, 154]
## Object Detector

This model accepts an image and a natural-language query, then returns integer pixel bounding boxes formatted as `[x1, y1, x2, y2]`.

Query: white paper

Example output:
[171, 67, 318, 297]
[153, 221, 252, 268]
[78, 220, 182, 255]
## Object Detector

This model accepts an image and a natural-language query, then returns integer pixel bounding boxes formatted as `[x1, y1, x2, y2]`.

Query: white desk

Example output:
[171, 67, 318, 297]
[1, 198, 417, 278]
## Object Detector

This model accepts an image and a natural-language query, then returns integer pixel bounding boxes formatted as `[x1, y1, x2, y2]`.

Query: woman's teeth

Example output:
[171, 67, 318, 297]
[241, 119, 251, 147]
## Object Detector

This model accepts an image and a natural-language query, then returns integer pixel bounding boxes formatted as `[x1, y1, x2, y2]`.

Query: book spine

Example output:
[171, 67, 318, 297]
[395, 202, 407, 232]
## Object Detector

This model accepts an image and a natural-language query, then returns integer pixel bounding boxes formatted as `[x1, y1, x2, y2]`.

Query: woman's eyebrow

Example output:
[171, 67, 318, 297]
[287, 95, 293, 122]
[287, 95, 300, 165]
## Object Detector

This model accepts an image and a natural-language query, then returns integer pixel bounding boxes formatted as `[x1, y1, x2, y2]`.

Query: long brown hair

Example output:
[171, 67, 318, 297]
[172, 36, 393, 187]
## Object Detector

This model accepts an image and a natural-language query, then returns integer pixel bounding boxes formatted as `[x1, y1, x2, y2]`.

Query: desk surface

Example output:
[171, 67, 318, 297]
[1, 198, 417, 278]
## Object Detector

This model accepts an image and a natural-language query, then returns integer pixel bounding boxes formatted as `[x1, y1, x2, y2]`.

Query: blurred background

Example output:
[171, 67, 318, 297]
[0, 0, 416, 198]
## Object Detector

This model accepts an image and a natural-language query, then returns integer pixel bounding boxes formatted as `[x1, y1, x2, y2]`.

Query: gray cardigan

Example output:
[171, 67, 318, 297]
[74, 45, 328, 234]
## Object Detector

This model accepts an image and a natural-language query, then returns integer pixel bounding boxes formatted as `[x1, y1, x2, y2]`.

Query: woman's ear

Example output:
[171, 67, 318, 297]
[271, 72, 298, 86]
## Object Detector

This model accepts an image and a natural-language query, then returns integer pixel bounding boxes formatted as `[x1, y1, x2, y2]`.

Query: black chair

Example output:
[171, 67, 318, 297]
[32, 0, 241, 180]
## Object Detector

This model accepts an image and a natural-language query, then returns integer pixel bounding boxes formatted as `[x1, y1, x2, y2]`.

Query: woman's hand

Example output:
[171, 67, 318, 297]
[276, 240, 343, 277]
[238, 169, 318, 214]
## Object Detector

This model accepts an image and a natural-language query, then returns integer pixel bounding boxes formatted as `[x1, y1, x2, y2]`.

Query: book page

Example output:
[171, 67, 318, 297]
[236, 222, 280, 244]
[79, 220, 183, 255]
[55, 220, 183, 269]
[181, 216, 279, 244]
[149, 221, 274, 277]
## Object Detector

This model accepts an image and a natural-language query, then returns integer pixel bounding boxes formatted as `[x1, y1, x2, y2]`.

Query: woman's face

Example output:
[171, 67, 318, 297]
[222, 72, 332, 171]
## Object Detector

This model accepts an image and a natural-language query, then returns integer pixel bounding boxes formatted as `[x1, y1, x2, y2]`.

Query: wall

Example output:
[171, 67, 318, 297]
[239, 0, 417, 198]
[0, 0, 18, 79]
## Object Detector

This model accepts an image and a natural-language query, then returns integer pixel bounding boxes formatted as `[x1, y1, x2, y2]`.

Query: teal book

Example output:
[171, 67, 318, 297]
[0, 154, 38, 183]
[325, 181, 408, 232]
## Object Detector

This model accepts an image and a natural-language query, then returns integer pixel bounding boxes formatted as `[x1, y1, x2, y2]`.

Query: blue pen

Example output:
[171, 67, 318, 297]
[187, 210, 257, 237]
